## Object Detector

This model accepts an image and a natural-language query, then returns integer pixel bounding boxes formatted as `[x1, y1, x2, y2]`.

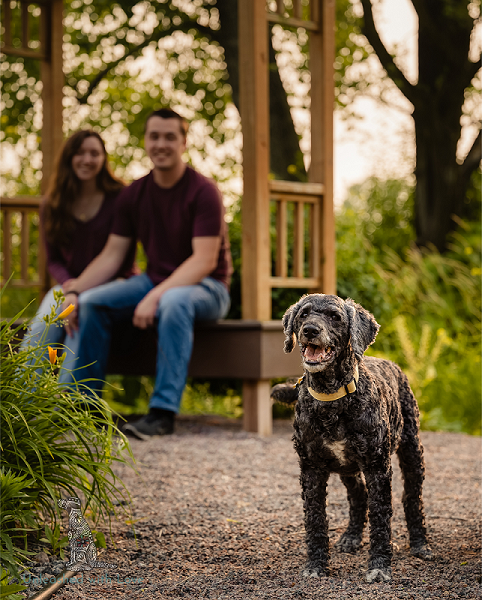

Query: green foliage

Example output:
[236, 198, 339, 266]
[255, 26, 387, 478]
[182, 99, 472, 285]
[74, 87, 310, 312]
[1, 0, 242, 199]
[0, 470, 37, 579]
[337, 177, 481, 435]
[0, 291, 135, 579]
[0, 0, 375, 199]
[392, 315, 450, 403]
[342, 177, 415, 258]
[180, 382, 243, 419]
[0, 568, 27, 600]
[91, 530, 107, 549]
[39, 523, 69, 559]
[103, 375, 151, 415]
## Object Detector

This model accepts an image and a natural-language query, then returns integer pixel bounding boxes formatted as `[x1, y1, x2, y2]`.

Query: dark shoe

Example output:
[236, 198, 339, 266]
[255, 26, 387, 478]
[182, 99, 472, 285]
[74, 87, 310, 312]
[122, 411, 175, 440]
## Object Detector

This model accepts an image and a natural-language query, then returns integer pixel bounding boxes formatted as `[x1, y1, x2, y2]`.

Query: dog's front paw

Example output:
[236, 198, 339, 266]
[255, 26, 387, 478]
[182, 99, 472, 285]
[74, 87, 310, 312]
[335, 532, 363, 554]
[365, 567, 391, 583]
[410, 543, 433, 560]
[302, 561, 329, 578]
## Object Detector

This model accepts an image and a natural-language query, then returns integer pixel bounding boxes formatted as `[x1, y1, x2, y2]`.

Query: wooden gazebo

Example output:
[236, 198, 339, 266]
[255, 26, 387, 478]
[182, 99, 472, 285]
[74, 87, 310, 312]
[1, 0, 335, 435]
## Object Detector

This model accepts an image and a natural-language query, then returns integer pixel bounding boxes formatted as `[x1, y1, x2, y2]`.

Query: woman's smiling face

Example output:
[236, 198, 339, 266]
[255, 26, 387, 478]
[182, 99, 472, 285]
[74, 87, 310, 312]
[71, 136, 105, 182]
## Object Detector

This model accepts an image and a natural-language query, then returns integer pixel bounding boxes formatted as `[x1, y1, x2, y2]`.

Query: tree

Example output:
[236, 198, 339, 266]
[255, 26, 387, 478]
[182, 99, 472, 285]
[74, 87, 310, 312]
[358, 0, 481, 250]
[1, 0, 480, 252]
[0, 0, 367, 193]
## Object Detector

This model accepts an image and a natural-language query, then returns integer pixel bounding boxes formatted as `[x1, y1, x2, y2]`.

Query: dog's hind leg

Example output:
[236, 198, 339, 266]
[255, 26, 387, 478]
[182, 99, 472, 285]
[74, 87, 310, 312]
[299, 463, 330, 578]
[397, 423, 433, 559]
[335, 473, 368, 553]
[397, 376, 433, 560]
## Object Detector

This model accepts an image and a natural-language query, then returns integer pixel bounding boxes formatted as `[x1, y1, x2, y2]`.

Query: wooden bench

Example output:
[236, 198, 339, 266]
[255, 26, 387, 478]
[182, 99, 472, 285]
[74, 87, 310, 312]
[107, 319, 302, 435]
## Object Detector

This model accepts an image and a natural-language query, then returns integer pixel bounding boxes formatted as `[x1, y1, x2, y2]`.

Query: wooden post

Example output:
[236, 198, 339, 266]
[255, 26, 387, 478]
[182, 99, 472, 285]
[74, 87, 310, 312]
[40, 0, 64, 295]
[237, 0, 335, 434]
[40, 0, 64, 193]
[239, 0, 271, 322]
[242, 380, 272, 436]
[310, 0, 336, 294]
[238, 0, 273, 435]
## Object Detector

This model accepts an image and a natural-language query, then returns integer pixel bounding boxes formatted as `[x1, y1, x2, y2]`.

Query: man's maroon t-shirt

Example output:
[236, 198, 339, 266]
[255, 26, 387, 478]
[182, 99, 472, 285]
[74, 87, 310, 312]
[41, 191, 136, 285]
[111, 167, 232, 289]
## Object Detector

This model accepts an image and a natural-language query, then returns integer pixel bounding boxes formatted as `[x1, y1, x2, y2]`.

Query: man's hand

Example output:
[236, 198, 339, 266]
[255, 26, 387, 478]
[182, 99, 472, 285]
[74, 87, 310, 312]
[62, 293, 79, 336]
[133, 290, 161, 329]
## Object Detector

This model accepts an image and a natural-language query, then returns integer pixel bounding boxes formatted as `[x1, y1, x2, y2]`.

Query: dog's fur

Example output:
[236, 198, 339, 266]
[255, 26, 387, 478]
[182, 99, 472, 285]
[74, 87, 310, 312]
[58, 497, 116, 572]
[271, 294, 432, 583]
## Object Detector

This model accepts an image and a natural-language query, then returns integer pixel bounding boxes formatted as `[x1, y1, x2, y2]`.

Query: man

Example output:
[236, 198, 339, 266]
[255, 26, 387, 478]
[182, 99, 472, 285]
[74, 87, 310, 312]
[62, 108, 232, 438]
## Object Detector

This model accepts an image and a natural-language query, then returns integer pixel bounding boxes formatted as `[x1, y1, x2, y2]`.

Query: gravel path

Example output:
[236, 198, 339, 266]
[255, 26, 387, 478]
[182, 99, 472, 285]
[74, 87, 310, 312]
[26, 418, 481, 599]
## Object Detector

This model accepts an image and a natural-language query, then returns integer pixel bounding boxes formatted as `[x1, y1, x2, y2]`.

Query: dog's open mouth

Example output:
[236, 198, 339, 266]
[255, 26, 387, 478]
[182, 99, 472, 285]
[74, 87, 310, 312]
[301, 343, 334, 364]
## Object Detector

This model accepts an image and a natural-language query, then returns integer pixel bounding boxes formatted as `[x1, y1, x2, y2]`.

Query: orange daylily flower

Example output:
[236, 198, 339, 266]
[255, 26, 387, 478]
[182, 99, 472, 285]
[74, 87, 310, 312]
[55, 303, 75, 321]
[48, 346, 58, 364]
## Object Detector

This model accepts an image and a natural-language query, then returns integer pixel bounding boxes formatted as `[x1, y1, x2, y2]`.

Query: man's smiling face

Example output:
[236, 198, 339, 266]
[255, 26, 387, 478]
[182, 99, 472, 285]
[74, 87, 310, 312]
[144, 116, 186, 172]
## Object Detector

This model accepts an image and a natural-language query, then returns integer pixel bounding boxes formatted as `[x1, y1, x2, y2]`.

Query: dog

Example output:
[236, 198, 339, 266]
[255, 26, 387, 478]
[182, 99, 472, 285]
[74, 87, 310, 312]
[58, 497, 116, 572]
[271, 294, 432, 583]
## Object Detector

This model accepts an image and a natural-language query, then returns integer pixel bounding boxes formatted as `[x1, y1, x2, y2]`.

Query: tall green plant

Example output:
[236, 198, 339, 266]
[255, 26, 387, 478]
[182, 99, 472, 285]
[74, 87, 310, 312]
[0, 293, 135, 578]
[337, 179, 481, 434]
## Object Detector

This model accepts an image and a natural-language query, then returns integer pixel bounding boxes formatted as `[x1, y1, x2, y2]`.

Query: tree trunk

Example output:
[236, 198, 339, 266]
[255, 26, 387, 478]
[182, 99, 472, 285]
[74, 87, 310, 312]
[413, 108, 462, 251]
[361, 0, 480, 251]
[413, 0, 479, 251]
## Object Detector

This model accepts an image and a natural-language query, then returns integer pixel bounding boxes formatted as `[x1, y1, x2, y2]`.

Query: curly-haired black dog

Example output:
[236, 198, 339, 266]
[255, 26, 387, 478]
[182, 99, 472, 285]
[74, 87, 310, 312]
[271, 294, 432, 583]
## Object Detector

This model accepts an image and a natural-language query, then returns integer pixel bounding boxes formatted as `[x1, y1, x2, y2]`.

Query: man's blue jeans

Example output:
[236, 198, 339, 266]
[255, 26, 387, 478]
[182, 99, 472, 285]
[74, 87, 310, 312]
[68, 274, 230, 413]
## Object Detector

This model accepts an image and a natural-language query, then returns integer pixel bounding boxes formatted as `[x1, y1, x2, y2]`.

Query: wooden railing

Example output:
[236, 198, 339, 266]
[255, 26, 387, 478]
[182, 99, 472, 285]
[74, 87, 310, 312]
[1, 186, 326, 293]
[1, 196, 49, 291]
[1, 0, 49, 60]
[267, 0, 319, 30]
[269, 180, 324, 290]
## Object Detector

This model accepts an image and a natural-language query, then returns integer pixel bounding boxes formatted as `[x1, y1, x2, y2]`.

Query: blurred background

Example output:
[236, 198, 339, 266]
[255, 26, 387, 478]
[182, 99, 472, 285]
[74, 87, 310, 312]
[1, 0, 480, 434]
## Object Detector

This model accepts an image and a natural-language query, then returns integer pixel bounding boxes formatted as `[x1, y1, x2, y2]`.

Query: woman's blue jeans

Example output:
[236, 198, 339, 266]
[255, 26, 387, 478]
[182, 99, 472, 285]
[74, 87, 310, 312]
[68, 274, 230, 413]
[20, 285, 79, 382]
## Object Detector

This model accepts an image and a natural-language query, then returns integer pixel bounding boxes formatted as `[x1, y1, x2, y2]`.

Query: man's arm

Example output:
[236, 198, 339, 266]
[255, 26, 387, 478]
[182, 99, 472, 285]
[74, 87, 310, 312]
[132, 236, 221, 329]
[64, 234, 132, 293]
[62, 234, 132, 335]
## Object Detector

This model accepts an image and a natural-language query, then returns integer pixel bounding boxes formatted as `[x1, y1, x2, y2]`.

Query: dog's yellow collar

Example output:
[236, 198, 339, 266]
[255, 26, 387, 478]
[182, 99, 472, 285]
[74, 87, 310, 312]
[306, 365, 359, 402]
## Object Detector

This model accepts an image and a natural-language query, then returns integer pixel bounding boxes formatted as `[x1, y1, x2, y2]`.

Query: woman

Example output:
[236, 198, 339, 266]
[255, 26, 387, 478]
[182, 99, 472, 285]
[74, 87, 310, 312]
[22, 130, 135, 379]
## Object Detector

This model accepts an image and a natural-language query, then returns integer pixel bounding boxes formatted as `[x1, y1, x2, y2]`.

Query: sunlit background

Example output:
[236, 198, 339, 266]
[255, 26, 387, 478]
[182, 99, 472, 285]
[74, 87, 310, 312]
[1, 0, 480, 434]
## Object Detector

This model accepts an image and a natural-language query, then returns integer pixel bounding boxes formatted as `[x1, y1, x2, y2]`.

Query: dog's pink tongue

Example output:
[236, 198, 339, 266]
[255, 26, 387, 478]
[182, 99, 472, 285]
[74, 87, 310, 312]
[304, 345, 325, 361]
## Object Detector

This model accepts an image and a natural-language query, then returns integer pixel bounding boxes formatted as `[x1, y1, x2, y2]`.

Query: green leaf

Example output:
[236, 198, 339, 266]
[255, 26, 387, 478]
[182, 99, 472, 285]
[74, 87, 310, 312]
[0, 583, 28, 599]
[92, 531, 106, 549]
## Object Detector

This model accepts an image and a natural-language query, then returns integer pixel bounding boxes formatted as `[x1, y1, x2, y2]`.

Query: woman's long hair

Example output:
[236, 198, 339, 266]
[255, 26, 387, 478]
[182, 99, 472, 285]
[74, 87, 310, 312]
[44, 130, 124, 247]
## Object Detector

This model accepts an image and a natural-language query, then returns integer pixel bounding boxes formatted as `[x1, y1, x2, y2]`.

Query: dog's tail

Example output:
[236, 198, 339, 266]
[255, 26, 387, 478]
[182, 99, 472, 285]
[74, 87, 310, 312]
[270, 381, 299, 405]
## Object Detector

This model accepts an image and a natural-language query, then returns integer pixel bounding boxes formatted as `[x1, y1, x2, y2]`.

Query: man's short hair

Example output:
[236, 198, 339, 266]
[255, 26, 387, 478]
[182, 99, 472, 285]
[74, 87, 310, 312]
[144, 108, 189, 138]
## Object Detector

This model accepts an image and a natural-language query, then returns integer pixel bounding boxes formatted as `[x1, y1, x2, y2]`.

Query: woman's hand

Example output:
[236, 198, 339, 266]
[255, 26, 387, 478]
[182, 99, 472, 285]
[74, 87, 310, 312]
[62, 293, 79, 337]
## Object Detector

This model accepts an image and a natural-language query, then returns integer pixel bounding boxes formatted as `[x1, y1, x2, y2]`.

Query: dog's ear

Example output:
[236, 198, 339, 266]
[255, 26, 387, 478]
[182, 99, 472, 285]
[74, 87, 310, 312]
[282, 300, 303, 353]
[345, 298, 380, 360]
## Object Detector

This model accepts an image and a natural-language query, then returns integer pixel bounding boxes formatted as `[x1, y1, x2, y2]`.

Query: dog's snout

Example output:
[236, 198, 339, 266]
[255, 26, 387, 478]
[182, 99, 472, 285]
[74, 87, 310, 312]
[302, 323, 320, 340]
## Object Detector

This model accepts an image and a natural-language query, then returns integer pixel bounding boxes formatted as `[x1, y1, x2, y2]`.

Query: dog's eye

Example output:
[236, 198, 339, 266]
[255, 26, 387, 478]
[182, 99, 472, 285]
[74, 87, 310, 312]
[300, 309, 309, 318]
[328, 312, 341, 321]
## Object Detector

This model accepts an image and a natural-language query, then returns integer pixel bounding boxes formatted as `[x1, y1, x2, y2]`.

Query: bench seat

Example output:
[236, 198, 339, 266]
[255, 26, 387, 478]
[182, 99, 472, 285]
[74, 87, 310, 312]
[106, 319, 302, 435]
